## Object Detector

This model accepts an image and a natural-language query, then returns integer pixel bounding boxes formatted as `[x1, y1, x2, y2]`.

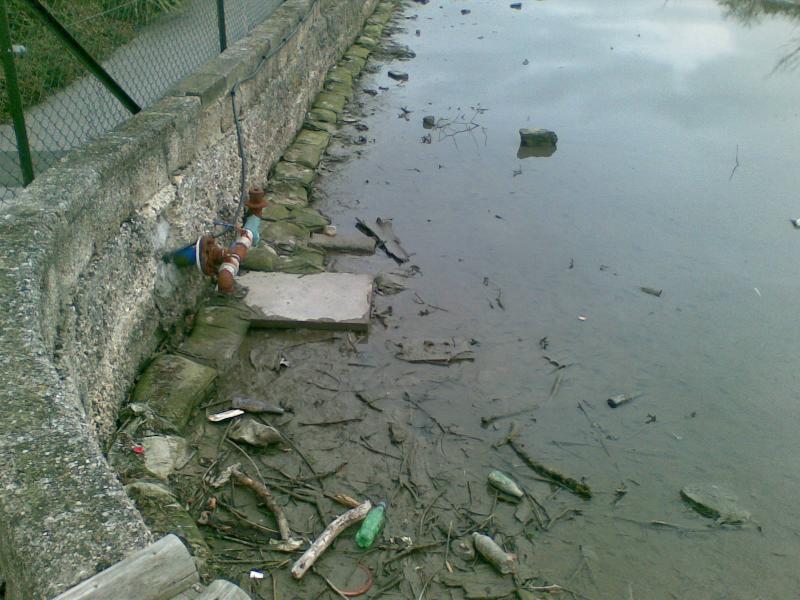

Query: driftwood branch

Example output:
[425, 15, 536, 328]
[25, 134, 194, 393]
[291, 500, 372, 579]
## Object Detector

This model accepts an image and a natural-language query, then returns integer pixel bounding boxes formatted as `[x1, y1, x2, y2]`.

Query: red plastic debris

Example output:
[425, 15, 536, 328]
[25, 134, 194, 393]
[132, 444, 145, 455]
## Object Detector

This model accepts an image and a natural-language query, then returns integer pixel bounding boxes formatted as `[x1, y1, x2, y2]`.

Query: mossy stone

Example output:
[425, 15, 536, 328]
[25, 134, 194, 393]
[272, 160, 316, 189]
[287, 206, 330, 231]
[283, 142, 324, 169]
[357, 35, 379, 50]
[325, 81, 354, 100]
[132, 354, 217, 431]
[314, 92, 347, 114]
[346, 45, 371, 60]
[305, 120, 338, 136]
[308, 108, 338, 124]
[242, 245, 277, 271]
[363, 24, 383, 38]
[275, 245, 325, 274]
[267, 179, 308, 204]
[261, 220, 309, 242]
[327, 66, 354, 86]
[126, 481, 211, 572]
[295, 128, 331, 148]
[179, 304, 250, 364]
[262, 204, 292, 221]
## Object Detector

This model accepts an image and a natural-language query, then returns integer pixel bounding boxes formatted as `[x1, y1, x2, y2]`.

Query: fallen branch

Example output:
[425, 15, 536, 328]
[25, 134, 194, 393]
[291, 500, 372, 579]
[496, 426, 592, 499]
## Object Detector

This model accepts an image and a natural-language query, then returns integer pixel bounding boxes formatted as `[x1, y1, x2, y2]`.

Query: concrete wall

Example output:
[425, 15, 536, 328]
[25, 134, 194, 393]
[0, 0, 376, 596]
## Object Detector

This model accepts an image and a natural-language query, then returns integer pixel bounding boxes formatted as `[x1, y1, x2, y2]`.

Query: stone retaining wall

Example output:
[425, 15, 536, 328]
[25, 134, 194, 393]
[0, 0, 376, 596]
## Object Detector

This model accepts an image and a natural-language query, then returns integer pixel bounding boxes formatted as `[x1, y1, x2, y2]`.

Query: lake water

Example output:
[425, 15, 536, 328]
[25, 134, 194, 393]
[314, 1, 800, 597]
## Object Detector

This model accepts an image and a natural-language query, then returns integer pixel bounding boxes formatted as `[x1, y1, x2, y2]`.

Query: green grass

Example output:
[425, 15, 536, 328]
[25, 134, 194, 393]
[1, 0, 184, 122]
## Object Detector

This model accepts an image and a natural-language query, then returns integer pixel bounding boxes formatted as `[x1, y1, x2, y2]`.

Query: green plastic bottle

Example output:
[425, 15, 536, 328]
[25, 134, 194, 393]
[355, 501, 386, 549]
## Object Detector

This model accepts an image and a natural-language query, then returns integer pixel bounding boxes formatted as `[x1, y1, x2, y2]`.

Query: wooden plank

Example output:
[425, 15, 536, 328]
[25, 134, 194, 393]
[53, 534, 198, 600]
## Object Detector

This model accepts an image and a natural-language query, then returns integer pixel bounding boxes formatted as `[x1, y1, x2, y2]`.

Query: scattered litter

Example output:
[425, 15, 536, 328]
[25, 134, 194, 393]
[640, 286, 663, 297]
[356, 217, 411, 263]
[393, 337, 476, 365]
[460, 8, 471, 14]
[375, 272, 407, 295]
[488, 470, 524, 498]
[249, 570, 265, 580]
[323, 224, 337, 236]
[132, 444, 144, 455]
[472, 532, 516, 574]
[522, 58, 529, 65]
[607, 393, 639, 408]
[388, 70, 409, 81]
[754, 287, 761, 297]
[291, 500, 373, 579]
[578, 315, 588, 321]
[231, 396, 285, 415]
[356, 501, 387, 548]
[791, 218, 800, 228]
[680, 484, 750, 524]
[208, 409, 245, 422]
[229, 417, 283, 447]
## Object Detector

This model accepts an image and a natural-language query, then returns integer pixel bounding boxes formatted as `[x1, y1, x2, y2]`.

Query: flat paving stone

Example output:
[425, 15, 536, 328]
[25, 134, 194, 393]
[239, 272, 373, 331]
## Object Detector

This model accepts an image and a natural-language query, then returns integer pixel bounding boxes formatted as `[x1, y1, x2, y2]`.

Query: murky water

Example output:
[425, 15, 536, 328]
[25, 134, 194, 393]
[310, 1, 800, 597]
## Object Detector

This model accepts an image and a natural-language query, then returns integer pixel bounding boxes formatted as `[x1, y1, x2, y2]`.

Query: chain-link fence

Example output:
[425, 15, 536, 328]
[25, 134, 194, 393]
[0, 0, 283, 203]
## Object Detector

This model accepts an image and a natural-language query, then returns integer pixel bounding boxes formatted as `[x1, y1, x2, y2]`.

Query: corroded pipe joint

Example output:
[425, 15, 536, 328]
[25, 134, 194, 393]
[246, 187, 268, 218]
[216, 229, 254, 294]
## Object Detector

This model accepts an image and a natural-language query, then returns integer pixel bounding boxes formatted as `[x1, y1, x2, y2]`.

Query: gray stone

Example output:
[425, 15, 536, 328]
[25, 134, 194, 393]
[141, 435, 192, 480]
[240, 272, 373, 330]
[228, 417, 283, 447]
[309, 232, 376, 254]
[272, 161, 316, 189]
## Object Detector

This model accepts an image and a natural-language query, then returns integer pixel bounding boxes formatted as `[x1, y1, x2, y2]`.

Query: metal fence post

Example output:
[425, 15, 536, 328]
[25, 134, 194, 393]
[0, 0, 34, 185]
[216, 0, 227, 52]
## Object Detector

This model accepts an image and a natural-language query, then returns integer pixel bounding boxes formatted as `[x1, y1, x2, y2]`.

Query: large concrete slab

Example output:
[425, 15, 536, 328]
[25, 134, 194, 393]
[239, 272, 373, 331]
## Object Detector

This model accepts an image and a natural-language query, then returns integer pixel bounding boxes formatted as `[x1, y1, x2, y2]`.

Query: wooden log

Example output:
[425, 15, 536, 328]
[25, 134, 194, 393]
[291, 500, 372, 579]
[52, 534, 198, 600]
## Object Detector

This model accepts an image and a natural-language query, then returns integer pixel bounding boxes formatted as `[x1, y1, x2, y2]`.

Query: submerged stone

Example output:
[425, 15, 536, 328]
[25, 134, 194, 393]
[272, 160, 316, 189]
[314, 91, 347, 114]
[519, 128, 558, 146]
[132, 354, 217, 431]
[680, 484, 751, 524]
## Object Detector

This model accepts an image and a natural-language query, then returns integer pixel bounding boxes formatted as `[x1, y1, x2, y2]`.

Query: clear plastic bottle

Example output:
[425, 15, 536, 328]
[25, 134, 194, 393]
[355, 501, 386, 549]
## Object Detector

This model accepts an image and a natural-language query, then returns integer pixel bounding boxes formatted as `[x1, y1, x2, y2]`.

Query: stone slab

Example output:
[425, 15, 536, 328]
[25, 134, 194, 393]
[240, 272, 373, 330]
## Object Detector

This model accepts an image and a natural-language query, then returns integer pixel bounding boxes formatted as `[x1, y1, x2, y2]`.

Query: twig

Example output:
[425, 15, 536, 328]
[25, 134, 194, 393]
[291, 501, 373, 579]
[229, 467, 292, 541]
[729, 144, 739, 181]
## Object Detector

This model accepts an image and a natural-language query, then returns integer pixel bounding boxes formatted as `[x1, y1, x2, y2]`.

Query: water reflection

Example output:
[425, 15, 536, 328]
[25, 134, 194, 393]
[719, 0, 800, 69]
[517, 143, 557, 158]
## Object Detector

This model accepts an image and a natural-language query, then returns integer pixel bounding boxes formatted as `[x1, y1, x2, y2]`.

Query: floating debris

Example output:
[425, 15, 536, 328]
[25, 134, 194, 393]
[356, 217, 411, 263]
[472, 532, 516, 574]
[393, 337, 476, 365]
[640, 286, 663, 297]
[488, 470, 524, 498]
[607, 393, 639, 408]
[680, 484, 751, 525]
[208, 409, 245, 422]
